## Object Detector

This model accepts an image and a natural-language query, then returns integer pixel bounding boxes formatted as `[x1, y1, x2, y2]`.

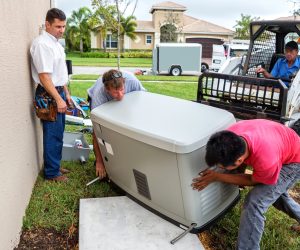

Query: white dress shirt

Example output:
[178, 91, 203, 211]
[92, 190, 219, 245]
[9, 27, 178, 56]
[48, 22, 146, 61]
[30, 31, 68, 87]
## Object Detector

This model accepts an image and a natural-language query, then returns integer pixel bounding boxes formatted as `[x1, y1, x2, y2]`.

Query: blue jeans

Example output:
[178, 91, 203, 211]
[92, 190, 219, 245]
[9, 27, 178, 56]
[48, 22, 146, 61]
[42, 91, 65, 179]
[237, 163, 300, 250]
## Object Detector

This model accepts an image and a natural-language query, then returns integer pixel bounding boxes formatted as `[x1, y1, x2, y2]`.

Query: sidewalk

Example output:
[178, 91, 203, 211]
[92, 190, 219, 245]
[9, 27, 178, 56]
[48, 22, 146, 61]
[72, 58, 212, 75]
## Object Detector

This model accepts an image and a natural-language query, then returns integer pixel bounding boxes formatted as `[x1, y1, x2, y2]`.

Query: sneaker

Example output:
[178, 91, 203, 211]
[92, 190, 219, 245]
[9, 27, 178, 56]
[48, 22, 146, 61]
[46, 175, 68, 182]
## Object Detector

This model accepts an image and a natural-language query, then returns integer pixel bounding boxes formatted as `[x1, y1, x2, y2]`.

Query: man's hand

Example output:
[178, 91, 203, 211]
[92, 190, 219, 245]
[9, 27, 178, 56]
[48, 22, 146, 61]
[191, 169, 219, 191]
[95, 161, 107, 180]
[56, 99, 67, 113]
[256, 67, 266, 74]
[255, 67, 272, 78]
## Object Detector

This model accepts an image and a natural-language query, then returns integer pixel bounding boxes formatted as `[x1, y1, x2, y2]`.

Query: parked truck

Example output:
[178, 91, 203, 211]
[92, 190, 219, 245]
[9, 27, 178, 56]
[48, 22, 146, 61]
[152, 43, 209, 76]
[197, 20, 300, 132]
[211, 42, 249, 72]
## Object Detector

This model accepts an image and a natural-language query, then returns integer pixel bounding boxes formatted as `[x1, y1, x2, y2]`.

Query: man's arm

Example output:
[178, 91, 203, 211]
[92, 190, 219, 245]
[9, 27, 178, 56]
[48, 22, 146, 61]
[39, 73, 67, 113]
[191, 169, 259, 191]
[92, 132, 107, 179]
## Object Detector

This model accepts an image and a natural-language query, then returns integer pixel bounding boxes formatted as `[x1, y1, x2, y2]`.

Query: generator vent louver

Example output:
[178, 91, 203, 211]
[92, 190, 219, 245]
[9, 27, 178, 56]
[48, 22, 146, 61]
[133, 169, 151, 200]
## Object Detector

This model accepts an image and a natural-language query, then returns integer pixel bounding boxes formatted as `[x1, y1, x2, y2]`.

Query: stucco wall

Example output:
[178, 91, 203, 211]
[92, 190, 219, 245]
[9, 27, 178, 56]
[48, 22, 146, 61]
[152, 10, 184, 32]
[0, 0, 50, 248]
[131, 32, 154, 50]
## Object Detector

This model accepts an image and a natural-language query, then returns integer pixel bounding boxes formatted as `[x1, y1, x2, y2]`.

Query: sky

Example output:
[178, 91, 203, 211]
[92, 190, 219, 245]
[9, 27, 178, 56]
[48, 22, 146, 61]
[55, 0, 298, 30]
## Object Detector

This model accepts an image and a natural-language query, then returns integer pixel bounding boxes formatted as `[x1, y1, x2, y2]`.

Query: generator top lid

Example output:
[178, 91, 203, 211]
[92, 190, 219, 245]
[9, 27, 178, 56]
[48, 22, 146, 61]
[91, 91, 235, 154]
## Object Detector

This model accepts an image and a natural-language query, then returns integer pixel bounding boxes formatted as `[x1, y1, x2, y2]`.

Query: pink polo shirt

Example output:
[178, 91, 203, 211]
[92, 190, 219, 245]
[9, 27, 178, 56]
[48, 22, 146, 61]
[228, 119, 300, 185]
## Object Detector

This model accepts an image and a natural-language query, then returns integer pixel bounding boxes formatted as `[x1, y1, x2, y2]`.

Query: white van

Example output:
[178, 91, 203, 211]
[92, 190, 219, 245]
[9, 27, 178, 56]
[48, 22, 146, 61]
[211, 43, 249, 72]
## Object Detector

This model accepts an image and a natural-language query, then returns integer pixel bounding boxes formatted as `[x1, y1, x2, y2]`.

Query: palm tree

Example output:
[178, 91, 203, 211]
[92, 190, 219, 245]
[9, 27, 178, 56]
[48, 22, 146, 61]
[120, 15, 137, 52]
[234, 14, 259, 39]
[89, 5, 118, 52]
[67, 7, 92, 52]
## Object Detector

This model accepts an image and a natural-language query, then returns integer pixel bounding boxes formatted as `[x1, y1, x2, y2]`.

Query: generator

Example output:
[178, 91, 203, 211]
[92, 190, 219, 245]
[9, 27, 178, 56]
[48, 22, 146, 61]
[91, 91, 239, 232]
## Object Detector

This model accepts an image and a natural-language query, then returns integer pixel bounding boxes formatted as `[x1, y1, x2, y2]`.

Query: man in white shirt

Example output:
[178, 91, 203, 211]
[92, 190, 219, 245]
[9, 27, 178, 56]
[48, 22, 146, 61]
[30, 8, 71, 182]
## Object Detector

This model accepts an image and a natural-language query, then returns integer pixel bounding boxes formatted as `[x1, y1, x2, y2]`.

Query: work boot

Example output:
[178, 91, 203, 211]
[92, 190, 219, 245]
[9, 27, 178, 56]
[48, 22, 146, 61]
[60, 167, 71, 174]
[46, 175, 68, 182]
[291, 224, 300, 233]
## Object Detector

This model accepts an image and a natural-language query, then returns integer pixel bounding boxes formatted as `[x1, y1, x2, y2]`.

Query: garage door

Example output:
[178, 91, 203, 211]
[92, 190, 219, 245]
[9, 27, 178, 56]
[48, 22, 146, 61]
[186, 38, 223, 58]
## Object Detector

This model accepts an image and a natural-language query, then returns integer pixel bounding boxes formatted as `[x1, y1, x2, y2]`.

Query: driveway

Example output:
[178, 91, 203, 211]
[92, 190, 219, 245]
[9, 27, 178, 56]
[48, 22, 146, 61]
[72, 58, 212, 75]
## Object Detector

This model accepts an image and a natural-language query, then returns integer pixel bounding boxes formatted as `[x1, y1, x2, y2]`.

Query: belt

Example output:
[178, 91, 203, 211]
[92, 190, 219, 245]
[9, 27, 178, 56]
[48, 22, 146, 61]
[55, 86, 64, 93]
[37, 84, 64, 93]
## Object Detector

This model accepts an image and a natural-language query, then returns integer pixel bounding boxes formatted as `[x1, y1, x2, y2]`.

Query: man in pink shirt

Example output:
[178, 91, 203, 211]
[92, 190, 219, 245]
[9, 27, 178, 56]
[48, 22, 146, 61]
[192, 119, 300, 250]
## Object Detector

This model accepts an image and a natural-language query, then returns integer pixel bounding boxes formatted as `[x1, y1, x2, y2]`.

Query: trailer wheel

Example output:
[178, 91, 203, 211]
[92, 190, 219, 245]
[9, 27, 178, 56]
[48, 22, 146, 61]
[201, 63, 209, 72]
[170, 66, 182, 76]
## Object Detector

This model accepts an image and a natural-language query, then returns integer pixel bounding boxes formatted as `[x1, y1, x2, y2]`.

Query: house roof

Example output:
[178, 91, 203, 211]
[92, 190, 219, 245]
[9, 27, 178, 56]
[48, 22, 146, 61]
[135, 20, 155, 32]
[182, 15, 234, 35]
[136, 2, 233, 36]
[150, 1, 187, 14]
[135, 14, 234, 35]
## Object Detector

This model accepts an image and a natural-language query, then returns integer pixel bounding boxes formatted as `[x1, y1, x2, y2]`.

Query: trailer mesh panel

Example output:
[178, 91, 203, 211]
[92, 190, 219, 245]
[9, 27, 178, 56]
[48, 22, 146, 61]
[245, 30, 276, 77]
[197, 72, 288, 121]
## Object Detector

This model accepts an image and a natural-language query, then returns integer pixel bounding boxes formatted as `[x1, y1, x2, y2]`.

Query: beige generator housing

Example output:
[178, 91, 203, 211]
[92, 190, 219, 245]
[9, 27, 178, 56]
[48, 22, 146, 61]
[91, 91, 239, 232]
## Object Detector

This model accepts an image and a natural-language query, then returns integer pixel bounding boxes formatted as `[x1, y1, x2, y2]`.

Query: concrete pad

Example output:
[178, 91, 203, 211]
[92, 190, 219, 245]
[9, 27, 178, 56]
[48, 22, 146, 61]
[79, 196, 204, 250]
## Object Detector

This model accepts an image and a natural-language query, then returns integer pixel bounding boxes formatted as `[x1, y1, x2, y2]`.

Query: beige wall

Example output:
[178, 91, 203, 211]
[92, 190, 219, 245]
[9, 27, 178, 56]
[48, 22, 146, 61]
[130, 32, 154, 50]
[0, 0, 49, 248]
[94, 33, 154, 51]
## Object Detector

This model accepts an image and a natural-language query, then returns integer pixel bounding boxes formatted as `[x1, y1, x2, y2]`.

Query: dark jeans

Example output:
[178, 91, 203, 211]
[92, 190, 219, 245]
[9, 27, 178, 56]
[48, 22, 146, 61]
[237, 163, 300, 250]
[36, 86, 66, 179]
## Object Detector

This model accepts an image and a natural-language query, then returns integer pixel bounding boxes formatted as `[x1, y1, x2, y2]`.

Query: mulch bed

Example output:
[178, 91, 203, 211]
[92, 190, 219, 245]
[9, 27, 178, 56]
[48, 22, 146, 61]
[15, 228, 78, 250]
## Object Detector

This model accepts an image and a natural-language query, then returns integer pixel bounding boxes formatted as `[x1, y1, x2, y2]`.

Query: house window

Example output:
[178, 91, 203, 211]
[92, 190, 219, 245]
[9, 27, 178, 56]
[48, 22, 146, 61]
[106, 34, 118, 48]
[146, 35, 152, 45]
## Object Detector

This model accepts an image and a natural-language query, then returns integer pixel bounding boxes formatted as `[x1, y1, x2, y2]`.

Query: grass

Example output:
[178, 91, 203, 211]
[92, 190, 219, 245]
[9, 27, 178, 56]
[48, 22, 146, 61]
[68, 81, 198, 101]
[22, 125, 122, 231]
[66, 54, 152, 67]
[23, 78, 300, 249]
[23, 161, 119, 231]
[202, 186, 300, 250]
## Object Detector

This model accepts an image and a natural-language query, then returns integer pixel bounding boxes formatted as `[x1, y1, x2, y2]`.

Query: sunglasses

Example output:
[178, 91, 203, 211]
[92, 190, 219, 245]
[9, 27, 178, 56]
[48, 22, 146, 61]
[105, 71, 123, 83]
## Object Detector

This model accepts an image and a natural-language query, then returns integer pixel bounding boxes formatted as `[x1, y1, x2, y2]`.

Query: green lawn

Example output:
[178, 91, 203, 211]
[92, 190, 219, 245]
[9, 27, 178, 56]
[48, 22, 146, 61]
[23, 80, 300, 249]
[203, 186, 300, 249]
[69, 81, 198, 101]
[66, 55, 152, 67]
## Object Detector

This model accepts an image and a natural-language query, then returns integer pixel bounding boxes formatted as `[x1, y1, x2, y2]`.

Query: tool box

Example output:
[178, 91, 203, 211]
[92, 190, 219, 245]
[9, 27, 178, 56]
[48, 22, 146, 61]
[62, 132, 91, 164]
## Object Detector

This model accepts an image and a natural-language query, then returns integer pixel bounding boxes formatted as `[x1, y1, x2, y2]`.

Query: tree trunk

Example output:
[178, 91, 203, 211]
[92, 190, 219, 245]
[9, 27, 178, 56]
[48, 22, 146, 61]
[117, 26, 121, 70]
[116, 0, 121, 70]
[122, 35, 125, 53]
[80, 38, 83, 53]
[103, 39, 107, 52]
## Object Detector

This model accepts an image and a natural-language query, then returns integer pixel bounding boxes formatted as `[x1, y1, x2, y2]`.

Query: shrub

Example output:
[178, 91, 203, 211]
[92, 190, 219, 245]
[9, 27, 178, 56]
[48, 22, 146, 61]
[78, 50, 152, 58]
[80, 52, 109, 58]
